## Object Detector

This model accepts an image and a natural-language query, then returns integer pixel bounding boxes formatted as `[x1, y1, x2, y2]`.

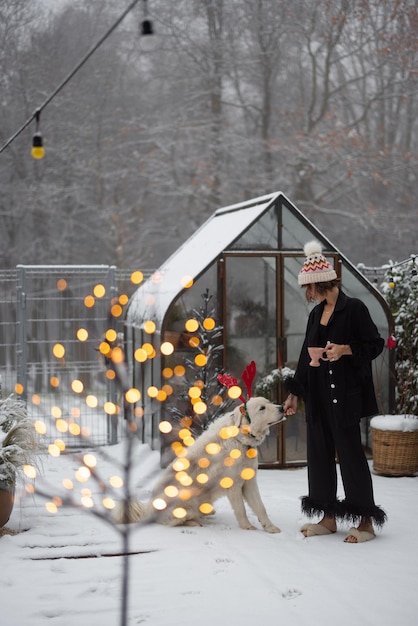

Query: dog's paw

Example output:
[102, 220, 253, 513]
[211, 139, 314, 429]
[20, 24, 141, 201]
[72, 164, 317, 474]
[239, 522, 258, 531]
[263, 523, 281, 534]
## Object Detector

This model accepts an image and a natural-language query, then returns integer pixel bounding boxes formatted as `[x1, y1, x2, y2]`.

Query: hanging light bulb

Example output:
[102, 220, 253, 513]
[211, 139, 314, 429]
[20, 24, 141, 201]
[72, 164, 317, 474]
[31, 132, 44, 159]
[31, 110, 45, 159]
[141, 0, 153, 35]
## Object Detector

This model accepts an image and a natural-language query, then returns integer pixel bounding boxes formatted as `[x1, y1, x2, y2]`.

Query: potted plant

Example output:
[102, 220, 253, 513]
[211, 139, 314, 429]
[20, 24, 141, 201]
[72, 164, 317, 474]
[1, 394, 39, 531]
[370, 257, 418, 476]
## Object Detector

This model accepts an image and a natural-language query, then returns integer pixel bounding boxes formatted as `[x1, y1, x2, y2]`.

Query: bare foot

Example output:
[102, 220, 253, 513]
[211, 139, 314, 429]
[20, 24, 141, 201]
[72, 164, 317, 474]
[344, 519, 375, 543]
[301, 515, 337, 537]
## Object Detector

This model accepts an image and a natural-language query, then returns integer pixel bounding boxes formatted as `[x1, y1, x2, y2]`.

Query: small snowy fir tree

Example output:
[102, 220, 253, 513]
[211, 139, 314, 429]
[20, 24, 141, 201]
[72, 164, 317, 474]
[383, 257, 418, 415]
[167, 289, 233, 434]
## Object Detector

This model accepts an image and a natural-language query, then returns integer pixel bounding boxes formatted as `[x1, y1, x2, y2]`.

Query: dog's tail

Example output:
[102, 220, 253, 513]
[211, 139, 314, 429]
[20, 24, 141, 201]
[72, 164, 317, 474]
[113, 498, 148, 524]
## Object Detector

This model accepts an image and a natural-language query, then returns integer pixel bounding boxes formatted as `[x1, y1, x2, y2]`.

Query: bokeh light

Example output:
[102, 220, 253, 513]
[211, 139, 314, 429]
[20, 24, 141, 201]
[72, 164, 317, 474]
[52, 343, 65, 359]
[77, 327, 89, 342]
[185, 318, 199, 332]
[161, 342, 174, 355]
[203, 317, 215, 330]
[143, 320, 156, 334]
[131, 270, 144, 285]
[93, 284, 106, 298]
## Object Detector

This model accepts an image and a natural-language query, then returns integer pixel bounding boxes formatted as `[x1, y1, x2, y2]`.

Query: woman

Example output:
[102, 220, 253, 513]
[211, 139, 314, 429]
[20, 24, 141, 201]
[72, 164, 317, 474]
[283, 241, 386, 543]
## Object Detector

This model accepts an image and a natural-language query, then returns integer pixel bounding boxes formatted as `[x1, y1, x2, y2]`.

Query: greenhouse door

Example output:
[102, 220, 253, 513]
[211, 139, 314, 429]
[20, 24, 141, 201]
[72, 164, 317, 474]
[221, 253, 307, 467]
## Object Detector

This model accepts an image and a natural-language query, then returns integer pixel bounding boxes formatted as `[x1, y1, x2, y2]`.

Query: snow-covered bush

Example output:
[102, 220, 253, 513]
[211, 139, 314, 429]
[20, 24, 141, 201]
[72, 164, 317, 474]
[382, 257, 418, 415]
[254, 367, 296, 401]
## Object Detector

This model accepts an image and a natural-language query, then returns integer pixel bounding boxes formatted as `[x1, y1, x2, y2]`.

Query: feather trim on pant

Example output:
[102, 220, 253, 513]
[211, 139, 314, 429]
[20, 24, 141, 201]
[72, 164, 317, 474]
[301, 496, 339, 518]
[337, 500, 387, 528]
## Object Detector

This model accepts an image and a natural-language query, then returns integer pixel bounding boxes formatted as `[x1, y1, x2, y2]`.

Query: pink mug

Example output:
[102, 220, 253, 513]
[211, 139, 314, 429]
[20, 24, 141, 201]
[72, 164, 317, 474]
[308, 346, 328, 367]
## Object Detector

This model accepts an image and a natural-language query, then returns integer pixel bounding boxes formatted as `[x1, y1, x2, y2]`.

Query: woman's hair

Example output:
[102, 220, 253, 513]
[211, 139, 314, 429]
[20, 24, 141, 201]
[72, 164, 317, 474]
[303, 278, 341, 302]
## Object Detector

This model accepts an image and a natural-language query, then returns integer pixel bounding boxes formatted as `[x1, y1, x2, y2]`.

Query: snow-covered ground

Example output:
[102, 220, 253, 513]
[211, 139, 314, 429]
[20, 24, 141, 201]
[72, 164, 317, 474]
[1, 441, 417, 626]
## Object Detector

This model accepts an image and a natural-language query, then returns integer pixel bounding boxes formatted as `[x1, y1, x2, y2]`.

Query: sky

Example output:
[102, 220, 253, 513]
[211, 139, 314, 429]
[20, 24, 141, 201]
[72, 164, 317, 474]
[1, 436, 417, 626]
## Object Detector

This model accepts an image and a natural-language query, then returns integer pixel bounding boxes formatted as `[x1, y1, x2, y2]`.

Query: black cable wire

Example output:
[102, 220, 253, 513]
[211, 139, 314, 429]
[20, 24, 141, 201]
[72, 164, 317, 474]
[0, 0, 142, 156]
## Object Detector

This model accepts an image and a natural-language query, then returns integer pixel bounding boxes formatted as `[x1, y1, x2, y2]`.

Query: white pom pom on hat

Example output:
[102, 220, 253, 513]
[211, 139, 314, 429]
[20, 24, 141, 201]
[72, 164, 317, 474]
[298, 239, 337, 285]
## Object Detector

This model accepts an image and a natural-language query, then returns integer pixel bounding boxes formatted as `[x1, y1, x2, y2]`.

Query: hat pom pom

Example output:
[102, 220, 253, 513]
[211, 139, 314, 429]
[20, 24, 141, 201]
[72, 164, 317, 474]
[303, 240, 323, 257]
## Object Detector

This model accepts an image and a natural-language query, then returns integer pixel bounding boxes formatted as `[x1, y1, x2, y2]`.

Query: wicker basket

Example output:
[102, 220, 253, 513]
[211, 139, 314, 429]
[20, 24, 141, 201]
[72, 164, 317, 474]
[371, 428, 418, 476]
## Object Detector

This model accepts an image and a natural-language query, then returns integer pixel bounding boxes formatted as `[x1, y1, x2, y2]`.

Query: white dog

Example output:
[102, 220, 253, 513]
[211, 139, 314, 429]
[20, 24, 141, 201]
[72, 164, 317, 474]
[115, 397, 285, 532]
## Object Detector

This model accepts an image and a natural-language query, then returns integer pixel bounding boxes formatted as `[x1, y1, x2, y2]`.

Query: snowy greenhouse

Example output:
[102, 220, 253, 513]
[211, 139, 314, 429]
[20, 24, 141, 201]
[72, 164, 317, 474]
[125, 192, 394, 467]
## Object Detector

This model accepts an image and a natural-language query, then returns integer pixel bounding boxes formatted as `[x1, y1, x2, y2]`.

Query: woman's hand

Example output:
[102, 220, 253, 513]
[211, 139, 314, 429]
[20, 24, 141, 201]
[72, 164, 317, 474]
[324, 343, 352, 362]
[283, 394, 298, 416]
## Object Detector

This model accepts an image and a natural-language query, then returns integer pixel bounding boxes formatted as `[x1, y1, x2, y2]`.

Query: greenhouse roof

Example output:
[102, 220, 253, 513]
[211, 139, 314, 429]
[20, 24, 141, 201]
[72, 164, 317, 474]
[126, 192, 281, 327]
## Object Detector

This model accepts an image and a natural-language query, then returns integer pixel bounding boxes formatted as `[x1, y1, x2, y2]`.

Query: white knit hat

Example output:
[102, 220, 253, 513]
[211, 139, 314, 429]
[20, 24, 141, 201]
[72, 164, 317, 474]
[298, 240, 337, 285]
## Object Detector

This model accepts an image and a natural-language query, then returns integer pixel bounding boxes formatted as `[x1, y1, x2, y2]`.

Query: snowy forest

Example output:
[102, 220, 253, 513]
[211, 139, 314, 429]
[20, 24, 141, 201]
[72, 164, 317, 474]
[1, 0, 417, 270]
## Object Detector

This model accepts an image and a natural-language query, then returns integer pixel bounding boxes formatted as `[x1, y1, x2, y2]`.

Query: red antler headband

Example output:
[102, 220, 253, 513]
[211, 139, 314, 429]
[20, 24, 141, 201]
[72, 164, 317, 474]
[217, 361, 257, 405]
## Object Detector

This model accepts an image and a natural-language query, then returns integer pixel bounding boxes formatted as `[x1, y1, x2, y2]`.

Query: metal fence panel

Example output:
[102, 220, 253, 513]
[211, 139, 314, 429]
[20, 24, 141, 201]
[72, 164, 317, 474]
[1, 265, 152, 448]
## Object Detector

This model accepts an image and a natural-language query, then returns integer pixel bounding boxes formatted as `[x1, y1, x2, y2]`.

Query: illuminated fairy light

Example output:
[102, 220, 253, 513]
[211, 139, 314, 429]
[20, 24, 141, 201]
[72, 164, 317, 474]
[174, 365, 186, 377]
[203, 317, 215, 330]
[48, 443, 61, 457]
[188, 336, 200, 348]
[86, 395, 98, 408]
[14, 383, 24, 395]
[185, 318, 199, 332]
[109, 476, 123, 488]
[62, 478, 74, 490]
[23, 464, 37, 479]
[143, 320, 156, 334]
[228, 385, 242, 399]
[119, 294, 129, 305]
[223, 457, 235, 467]
[105, 328, 118, 343]
[75, 466, 91, 482]
[51, 406, 62, 419]
[134, 348, 148, 362]
[131, 270, 144, 285]
[93, 283, 106, 298]
[111, 346, 124, 364]
[45, 502, 58, 514]
[194, 354, 207, 367]
[32, 394, 41, 405]
[198, 457, 210, 468]
[147, 386, 158, 398]
[246, 448, 257, 459]
[230, 449, 242, 459]
[76, 328, 89, 341]
[181, 275, 194, 288]
[164, 485, 179, 498]
[50, 376, 60, 388]
[34, 420, 47, 435]
[173, 507, 187, 519]
[159, 420, 172, 434]
[180, 416, 192, 428]
[162, 384, 173, 396]
[71, 407, 81, 419]
[160, 342, 174, 355]
[55, 419, 68, 433]
[153, 498, 167, 511]
[125, 388, 141, 403]
[84, 295, 95, 308]
[142, 342, 155, 357]
[179, 489, 193, 501]
[211, 394, 223, 406]
[199, 503, 213, 515]
[83, 454, 97, 468]
[71, 379, 84, 393]
[52, 343, 65, 359]
[56, 278, 67, 291]
[81, 495, 94, 508]
[193, 400, 207, 415]
[173, 458, 190, 471]
[241, 468, 256, 480]
[175, 471, 193, 486]
[205, 443, 221, 455]
[102, 497, 115, 510]
[104, 401, 117, 415]
[162, 367, 173, 378]
[69, 422, 81, 436]
[196, 473, 209, 484]
[219, 425, 239, 439]
[220, 477, 234, 489]
[188, 386, 201, 399]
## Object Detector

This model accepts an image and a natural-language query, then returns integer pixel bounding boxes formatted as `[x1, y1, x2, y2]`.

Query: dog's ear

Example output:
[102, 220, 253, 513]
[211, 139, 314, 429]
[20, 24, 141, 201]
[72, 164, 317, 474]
[232, 405, 244, 426]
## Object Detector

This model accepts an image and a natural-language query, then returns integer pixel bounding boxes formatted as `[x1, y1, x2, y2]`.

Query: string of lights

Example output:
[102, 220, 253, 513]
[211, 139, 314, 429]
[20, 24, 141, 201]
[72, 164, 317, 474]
[0, 0, 153, 159]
